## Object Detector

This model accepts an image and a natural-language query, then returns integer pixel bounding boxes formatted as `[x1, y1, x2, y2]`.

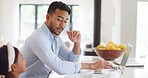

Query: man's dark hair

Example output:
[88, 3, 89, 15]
[47, 1, 71, 15]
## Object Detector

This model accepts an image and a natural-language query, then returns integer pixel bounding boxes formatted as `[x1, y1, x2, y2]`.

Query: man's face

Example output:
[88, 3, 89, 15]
[46, 9, 69, 36]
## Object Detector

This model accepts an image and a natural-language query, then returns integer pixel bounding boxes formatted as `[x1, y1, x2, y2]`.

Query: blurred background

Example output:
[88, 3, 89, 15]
[0, 0, 148, 59]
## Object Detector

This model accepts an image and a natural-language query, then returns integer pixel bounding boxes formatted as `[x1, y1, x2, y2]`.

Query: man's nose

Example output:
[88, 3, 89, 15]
[59, 21, 65, 27]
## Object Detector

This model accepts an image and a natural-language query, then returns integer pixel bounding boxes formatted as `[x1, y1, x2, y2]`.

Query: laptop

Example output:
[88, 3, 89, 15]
[115, 43, 133, 66]
[95, 43, 133, 74]
[113, 44, 144, 67]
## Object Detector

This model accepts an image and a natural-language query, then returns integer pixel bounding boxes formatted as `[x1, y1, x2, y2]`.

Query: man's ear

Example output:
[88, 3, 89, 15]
[46, 14, 51, 20]
[11, 64, 18, 72]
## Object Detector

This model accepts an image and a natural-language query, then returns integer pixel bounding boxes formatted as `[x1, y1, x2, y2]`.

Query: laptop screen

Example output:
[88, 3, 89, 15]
[120, 44, 133, 66]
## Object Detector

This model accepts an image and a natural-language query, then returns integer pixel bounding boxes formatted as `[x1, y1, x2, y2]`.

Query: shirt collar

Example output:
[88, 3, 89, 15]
[41, 23, 58, 40]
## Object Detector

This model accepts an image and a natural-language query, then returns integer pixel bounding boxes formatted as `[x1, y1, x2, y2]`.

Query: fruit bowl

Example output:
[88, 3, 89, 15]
[93, 47, 125, 60]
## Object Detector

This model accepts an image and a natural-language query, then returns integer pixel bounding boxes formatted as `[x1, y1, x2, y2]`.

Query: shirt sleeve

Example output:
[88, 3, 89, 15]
[58, 39, 81, 62]
[28, 35, 81, 75]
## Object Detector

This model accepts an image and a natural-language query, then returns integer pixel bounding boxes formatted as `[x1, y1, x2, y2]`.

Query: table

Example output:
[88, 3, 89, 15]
[49, 56, 148, 78]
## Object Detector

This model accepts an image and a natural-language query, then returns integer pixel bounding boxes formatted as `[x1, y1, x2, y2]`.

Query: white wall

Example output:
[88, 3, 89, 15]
[79, 0, 94, 49]
[0, 0, 3, 39]
[138, 0, 148, 1]
[101, 0, 114, 43]
[101, 0, 121, 44]
[0, 0, 19, 46]
[121, 0, 137, 58]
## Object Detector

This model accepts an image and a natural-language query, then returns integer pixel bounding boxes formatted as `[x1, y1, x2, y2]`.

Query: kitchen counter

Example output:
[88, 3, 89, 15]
[49, 56, 148, 78]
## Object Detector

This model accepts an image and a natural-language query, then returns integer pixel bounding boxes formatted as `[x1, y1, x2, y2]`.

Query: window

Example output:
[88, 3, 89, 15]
[20, 5, 36, 39]
[19, 4, 78, 42]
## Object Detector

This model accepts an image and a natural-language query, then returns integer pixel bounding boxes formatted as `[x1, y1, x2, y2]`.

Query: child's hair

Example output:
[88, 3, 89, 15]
[0, 44, 19, 76]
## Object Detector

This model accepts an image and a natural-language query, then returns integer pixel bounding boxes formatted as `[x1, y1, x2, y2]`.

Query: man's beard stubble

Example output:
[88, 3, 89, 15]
[48, 26, 64, 36]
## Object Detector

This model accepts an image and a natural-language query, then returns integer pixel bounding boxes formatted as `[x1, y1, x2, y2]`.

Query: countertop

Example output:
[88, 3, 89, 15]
[49, 56, 148, 78]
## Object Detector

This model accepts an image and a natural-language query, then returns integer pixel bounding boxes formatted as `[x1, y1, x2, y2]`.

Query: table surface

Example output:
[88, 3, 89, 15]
[49, 56, 148, 78]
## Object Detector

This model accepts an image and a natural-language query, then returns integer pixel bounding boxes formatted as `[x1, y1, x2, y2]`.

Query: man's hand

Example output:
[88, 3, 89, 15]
[67, 30, 81, 55]
[81, 60, 112, 70]
[91, 60, 112, 70]
[66, 30, 81, 43]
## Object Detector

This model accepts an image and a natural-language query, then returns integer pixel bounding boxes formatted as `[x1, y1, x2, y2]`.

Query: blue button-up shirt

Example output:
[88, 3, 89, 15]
[20, 23, 81, 78]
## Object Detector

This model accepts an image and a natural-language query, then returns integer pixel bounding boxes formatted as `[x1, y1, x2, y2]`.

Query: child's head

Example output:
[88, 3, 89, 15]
[0, 43, 26, 77]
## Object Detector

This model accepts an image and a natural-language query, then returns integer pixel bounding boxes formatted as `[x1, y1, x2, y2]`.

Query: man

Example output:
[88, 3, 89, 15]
[20, 1, 111, 78]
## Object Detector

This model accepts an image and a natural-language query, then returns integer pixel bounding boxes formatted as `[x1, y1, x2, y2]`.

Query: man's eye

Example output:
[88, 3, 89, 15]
[64, 21, 67, 23]
[57, 18, 62, 21]
[57, 18, 67, 23]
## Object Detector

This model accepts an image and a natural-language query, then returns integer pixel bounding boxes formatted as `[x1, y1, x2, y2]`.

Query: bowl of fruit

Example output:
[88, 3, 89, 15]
[93, 41, 126, 60]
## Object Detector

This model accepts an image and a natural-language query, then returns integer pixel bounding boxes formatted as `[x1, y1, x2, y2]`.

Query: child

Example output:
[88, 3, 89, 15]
[0, 43, 26, 78]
